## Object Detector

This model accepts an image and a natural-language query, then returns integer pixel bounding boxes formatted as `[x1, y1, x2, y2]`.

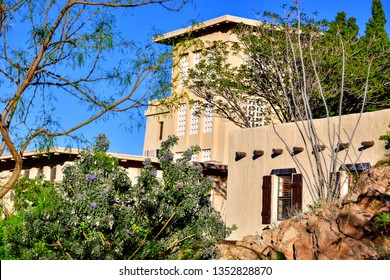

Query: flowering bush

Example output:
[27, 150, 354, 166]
[0, 134, 231, 259]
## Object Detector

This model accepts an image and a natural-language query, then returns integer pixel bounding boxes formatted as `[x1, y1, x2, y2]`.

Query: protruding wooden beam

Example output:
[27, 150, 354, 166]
[272, 148, 283, 155]
[235, 151, 247, 160]
[253, 150, 264, 157]
[337, 143, 349, 151]
[292, 146, 304, 154]
[313, 144, 326, 153]
[361, 140, 375, 148]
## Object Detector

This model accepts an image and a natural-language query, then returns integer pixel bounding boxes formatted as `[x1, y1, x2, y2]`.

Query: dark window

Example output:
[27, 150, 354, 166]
[158, 121, 164, 140]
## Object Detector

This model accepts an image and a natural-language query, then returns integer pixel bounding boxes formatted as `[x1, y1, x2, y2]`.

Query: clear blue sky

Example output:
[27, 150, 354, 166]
[64, 0, 390, 156]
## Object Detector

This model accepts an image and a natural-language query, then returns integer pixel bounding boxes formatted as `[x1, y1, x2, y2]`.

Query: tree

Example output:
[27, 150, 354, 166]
[365, 0, 389, 43]
[361, 0, 390, 111]
[0, 134, 230, 259]
[0, 0, 188, 198]
[187, 3, 389, 128]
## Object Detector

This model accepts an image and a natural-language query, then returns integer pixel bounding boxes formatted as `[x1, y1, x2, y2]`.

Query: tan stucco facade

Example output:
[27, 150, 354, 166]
[143, 15, 260, 164]
[226, 109, 390, 240]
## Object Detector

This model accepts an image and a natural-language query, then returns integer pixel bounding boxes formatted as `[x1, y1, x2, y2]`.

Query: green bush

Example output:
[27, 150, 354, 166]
[0, 134, 231, 259]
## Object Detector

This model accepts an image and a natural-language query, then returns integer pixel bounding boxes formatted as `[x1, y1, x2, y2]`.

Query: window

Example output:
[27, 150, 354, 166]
[277, 175, 292, 220]
[334, 162, 372, 197]
[193, 51, 201, 68]
[190, 102, 199, 135]
[202, 149, 211, 162]
[262, 170, 302, 224]
[180, 54, 188, 86]
[204, 104, 213, 132]
[177, 104, 186, 136]
[191, 153, 197, 162]
[246, 99, 265, 127]
[158, 121, 164, 140]
[175, 152, 183, 160]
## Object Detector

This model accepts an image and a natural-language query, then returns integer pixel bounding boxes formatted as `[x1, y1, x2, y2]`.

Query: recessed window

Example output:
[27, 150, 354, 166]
[175, 152, 183, 160]
[193, 51, 201, 68]
[246, 99, 265, 127]
[190, 102, 199, 135]
[180, 54, 188, 86]
[158, 121, 164, 140]
[202, 149, 211, 162]
[204, 104, 213, 132]
[277, 175, 292, 220]
[177, 104, 186, 136]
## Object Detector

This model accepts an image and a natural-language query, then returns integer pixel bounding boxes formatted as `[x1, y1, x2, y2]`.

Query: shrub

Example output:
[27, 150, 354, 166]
[0, 134, 231, 259]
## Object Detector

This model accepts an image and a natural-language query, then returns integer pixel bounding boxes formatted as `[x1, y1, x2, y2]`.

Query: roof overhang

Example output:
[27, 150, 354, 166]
[153, 14, 260, 45]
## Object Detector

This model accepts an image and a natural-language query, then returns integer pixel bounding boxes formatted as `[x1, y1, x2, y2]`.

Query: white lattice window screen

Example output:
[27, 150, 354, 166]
[246, 99, 265, 127]
[202, 149, 211, 162]
[191, 154, 197, 162]
[180, 55, 188, 86]
[175, 152, 183, 160]
[177, 104, 186, 136]
[194, 52, 201, 68]
[204, 104, 213, 132]
[190, 102, 199, 135]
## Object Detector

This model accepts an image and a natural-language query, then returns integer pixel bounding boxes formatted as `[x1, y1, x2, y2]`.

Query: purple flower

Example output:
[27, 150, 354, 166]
[168, 154, 174, 160]
[91, 202, 98, 209]
[151, 170, 157, 177]
[85, 174, 97, 181]
[161, 157, 167, 163]
[101, 190, 107, 197]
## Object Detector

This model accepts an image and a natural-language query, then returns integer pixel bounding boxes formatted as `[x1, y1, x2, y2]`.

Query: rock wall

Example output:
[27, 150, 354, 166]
[218, 164, 390, 260]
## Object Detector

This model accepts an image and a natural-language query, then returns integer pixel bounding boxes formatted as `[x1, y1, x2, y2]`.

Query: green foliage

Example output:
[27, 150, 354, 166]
[365, 0, 389, 43]
[187, 3, 389, 127]
[0, 134, 231, 259]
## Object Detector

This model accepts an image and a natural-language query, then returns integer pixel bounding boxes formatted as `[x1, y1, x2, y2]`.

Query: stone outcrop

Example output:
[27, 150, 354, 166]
[218, 164, 390, 260]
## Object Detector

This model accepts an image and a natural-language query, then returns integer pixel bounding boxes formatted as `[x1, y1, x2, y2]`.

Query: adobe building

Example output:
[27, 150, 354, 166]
[143, 15, 263, 217]
[143, 15, 261, 165]
[226, 109, 390, 240]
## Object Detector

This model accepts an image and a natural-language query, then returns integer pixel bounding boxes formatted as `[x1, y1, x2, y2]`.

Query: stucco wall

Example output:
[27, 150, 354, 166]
[226, 109, 390, 240]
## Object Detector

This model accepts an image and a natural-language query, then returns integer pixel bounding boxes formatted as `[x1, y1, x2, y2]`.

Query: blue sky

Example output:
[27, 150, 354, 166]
[63, 0, 390, 156]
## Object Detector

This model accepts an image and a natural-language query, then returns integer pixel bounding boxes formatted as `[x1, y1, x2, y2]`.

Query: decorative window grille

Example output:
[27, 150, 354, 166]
[180, 54, 188, 86]
[177, 103, 186, 136]
[190, 102, 199, 135]
[202, 149, 211, 162]
[175, 152, 183, 160]
[194, 52, 201, 68]
[191, 153, 197, 162]
[246, 99, 265, 127]
[203, 104, 213, 132]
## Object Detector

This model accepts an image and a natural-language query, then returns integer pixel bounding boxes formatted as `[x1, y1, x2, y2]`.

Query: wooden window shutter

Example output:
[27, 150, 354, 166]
[291, 173, 303, 211]
[261, 175, 272, 224]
